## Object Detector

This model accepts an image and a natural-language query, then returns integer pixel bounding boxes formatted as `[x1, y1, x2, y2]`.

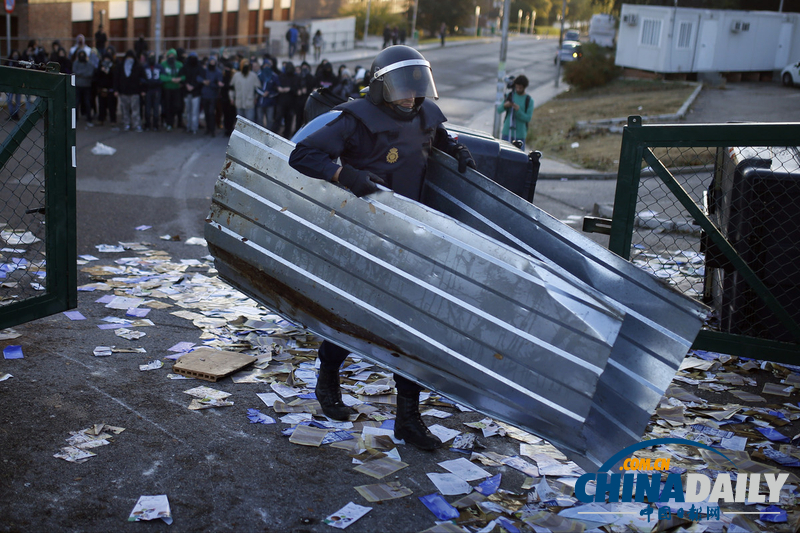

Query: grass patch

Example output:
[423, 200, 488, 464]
[528, 79, 700, 171]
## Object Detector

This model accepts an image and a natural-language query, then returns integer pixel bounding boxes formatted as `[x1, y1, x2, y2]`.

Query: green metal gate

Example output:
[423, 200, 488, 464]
[0, 64, 77, 329]
[602, 116, 800, 364]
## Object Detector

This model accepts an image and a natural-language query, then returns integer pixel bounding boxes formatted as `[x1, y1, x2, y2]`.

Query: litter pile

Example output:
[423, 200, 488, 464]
[53, 423, 126, 464]
[24, 237, 798, 530]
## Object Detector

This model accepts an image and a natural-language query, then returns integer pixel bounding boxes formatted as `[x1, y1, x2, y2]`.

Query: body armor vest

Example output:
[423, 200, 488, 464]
[335, 99, 446, 202]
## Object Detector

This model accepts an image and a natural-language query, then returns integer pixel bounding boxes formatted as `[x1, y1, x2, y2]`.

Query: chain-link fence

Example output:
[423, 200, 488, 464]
[0, 64, 77, 329]
[607, 118, 800, 362]
[1, 93, 49, 305]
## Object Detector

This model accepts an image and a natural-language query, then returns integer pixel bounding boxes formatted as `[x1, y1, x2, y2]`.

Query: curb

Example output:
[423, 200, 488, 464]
[574, 82, 705, 132]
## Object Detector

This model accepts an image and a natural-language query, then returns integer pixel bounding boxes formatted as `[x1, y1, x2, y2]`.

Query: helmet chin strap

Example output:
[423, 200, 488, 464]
[386, 97, 424, 120]
[389, 103, 417, 119]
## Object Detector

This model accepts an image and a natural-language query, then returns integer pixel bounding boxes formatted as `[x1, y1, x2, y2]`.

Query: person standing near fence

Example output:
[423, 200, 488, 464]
[69, 34, 91, 62]
[312, 30, 323, 63]
[275, 61, 299, 137]
[439, 22, 447, 47]
[231, 58, 259, 122]
[142, 54, 162, 131]
[95, 25, 108, 58]
[73, 50, 95, 127]
[159, 49, 184, 131]
[199, 55, 224, 137]
[180, 52, 204, 134]
[256, 57, 279, 131]
[114, 50, 144, 132]
[94, 52, 117, 126]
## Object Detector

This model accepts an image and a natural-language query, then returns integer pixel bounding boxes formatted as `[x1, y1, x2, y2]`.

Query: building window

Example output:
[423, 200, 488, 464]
[210, 12, 223, 48]
[676, 21, 692, 49]
[185, 14, 199, 49]
[640, 18, 661, 47]
[226, 11, 239, 46]
[133, 17, 151, 40]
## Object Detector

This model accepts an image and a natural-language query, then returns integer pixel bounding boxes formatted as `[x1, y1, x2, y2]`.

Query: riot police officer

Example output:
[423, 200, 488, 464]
[289, 45, 476, 451]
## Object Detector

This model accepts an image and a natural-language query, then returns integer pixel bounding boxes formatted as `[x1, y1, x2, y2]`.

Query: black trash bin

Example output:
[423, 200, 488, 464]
[705, 146, 800, 342]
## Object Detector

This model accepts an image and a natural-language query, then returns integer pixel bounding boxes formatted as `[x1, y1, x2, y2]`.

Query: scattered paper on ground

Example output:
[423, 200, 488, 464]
[323, 501, 371, 529]
[128, 495, 172, 524]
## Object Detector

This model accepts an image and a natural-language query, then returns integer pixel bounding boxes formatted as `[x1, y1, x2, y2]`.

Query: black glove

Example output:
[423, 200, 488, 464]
[337, 164, 386, 197]
[454, 144, 477, 173]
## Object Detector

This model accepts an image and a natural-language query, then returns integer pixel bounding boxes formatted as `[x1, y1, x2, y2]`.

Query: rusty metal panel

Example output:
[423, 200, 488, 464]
[205, 119, 705, 469]
[422, 150, 709, 466]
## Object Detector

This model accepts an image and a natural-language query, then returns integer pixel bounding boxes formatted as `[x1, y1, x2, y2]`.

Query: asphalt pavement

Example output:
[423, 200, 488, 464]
[2, 39, 800, 532]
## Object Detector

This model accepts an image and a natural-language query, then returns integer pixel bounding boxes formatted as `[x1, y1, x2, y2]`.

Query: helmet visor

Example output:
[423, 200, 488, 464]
[380, 63, 438, 102]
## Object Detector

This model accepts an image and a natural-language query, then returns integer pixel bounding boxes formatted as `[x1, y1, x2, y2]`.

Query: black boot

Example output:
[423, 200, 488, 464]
[394, 394, 441, 451]
[315, 365, 355, 421]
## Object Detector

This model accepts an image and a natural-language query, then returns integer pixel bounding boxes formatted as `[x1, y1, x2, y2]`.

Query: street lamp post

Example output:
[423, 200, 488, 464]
[491, 0, 511, 138]
[364, 0, 371, 45]
[554, 0, 566, 88]
[155, 0, 162, 59]
[411, 0, 418, 43]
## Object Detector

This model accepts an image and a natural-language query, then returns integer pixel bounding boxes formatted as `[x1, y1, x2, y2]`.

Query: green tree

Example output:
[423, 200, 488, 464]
[417, 0, 476, 36]
[339, 2, 406, 40]
[510, 0, 553, 30]
[567, 0, 595, 22]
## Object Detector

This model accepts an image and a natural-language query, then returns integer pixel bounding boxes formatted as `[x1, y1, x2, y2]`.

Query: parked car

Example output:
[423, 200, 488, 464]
[555, 41, 583, 64]
[781, 61, 800, 86]
[565, 29, 580, 42]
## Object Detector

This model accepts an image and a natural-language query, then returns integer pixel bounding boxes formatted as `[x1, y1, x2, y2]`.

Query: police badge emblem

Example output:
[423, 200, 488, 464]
[386, 148, 399, 163]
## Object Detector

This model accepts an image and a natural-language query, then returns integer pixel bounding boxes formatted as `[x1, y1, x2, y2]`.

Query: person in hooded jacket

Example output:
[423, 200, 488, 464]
[332, 67, 355, 101]
[69, 34, 91, 62]
[94, 52, 117, 126]
[275, 61, 299, 138]
[314, 60, 337, 89]
[231, 58, 259, 122]
[180, 52, 204, 134]
[199, 55, 225, 137]
[142, 54, 162, 130]
[160, 48, 184, 131]
[55, 46, 72, 74]
[114, 49, 145, 132]
[294, 61, 316, 134]
[220, 59, 238, 136]
[73, 50, 95, 126]
[256, 57, 279, 131]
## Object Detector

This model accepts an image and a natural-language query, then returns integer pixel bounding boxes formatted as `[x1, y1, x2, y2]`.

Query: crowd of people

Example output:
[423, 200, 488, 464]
[4, 34, 370, 139]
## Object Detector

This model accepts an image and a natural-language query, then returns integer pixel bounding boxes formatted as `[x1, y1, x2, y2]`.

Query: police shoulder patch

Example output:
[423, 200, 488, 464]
[386, 148, 399, 164]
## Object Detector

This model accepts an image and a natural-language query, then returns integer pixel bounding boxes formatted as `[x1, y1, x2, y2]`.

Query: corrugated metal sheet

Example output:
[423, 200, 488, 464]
[205, 118, 707, 470]
[421, 151, 709, 466]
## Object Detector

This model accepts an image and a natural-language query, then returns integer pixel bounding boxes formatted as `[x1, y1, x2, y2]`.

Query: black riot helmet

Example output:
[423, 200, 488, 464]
[367, 45, 438, 116]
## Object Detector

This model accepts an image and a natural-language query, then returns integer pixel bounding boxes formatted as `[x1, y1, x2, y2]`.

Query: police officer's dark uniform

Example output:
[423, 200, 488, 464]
[289, 45, 476, 451]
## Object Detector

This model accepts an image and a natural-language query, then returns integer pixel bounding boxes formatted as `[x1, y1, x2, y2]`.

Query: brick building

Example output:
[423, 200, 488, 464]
[5, 0, 296, 57]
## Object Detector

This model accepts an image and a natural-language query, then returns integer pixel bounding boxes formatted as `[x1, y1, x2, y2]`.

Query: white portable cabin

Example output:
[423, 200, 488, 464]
[615, 4, 800, 74]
